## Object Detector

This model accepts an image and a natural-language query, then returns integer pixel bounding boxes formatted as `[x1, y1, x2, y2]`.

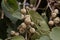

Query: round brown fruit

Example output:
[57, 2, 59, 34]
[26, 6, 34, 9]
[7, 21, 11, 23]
[48, 20, 54, 26]
[19, 28, 25, 34]
[24, 17, 31, 25]
[21, 8, 26, 14]
[15, 32, 19, 36]
[30, 28, 35, 33]
[51, 12, 57, 18]
[54, 17, 60, 24]
[10, 31, 15, 35]
[26, 6, 30, 9]
[30, 4, 33, 8]
[21, 23, 27, 29]
[54, 9, 59, 14]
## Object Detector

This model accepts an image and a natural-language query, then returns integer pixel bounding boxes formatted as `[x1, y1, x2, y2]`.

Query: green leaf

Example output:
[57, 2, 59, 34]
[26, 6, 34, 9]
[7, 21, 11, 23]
[28, 10, 50, 40]
[36, 36, 51, 40]
[7, 0, 18, 11]
[1, 0, 22, 23]
[31, 32, 41, 40]
[11, 36, 25, 40]
[28, 10, 50, 32]
[49, 27, 60, 40]
[0, 39, 2, 40]
[41, 12, 48, 22]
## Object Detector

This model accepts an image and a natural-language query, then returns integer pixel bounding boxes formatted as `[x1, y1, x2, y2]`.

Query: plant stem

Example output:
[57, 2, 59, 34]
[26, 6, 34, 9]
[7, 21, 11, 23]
[35, 0, 41, 10]
[25, 33, 27, 40]
[1, 10, 4, 19]
[48, 3, 53, 13]
[23, 0, 26, 8]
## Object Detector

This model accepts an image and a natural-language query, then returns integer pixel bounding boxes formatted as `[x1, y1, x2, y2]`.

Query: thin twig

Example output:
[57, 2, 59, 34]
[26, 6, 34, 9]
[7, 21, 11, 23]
[48, 3, 53, 13]
[35, 0, 41, 10]
[25, 33, 27, 40]
[23, 0, 26, 8]
[1, 10, 4, 19]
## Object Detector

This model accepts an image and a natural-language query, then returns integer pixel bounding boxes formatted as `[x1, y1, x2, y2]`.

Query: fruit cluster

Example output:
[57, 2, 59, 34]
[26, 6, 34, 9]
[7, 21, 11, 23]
[48, 9, 60, 26]
[9, 8, 36, 38]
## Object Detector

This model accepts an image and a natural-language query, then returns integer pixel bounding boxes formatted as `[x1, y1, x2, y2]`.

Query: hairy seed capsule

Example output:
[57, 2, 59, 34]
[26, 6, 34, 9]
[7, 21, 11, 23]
[54, 9, 59, 14]
[21, 23, 27, 29]
[30, 28, 35, 33]
[51, 13, 57, 18]
[54, 17, 60, 24]
[21, 8, 26, 14]
[48, 20, 54, 26]
[10, 31, 15, 35]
